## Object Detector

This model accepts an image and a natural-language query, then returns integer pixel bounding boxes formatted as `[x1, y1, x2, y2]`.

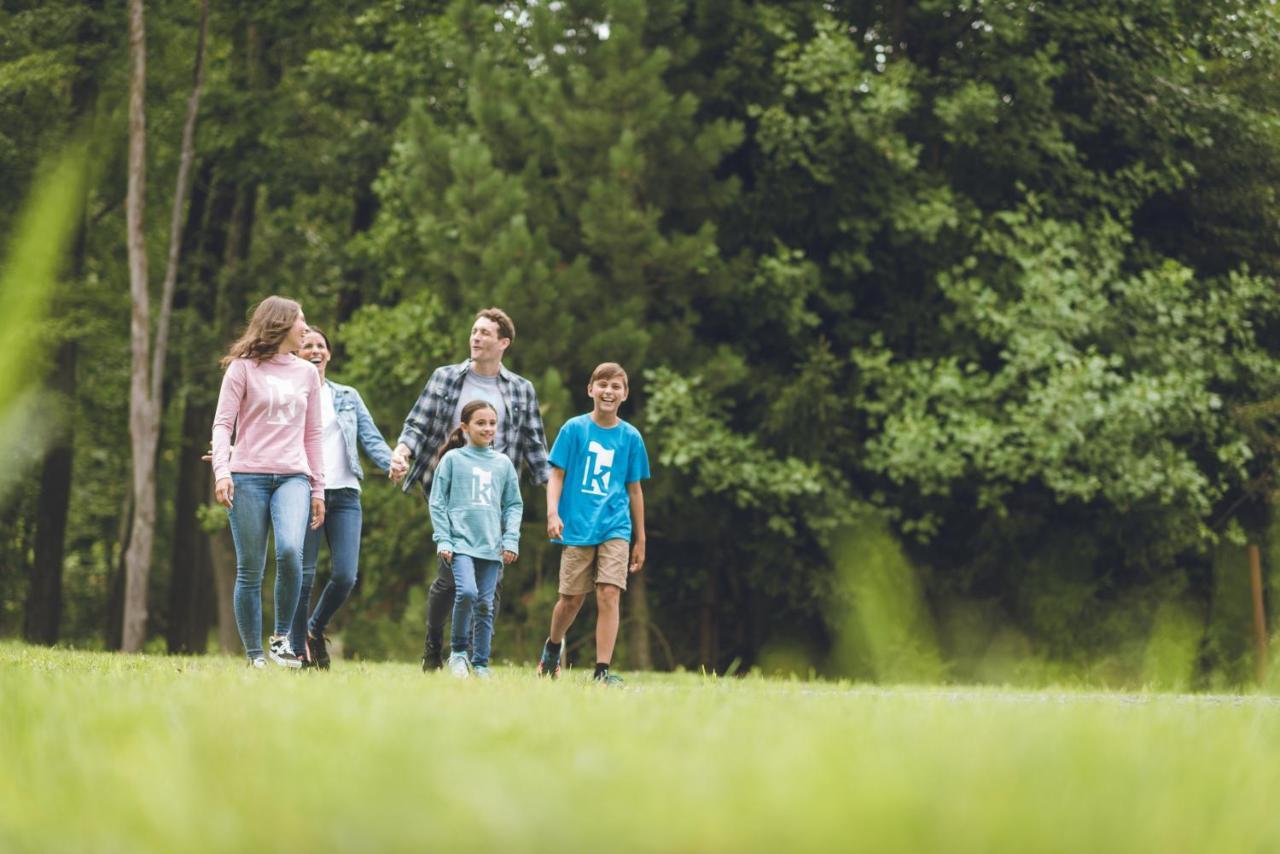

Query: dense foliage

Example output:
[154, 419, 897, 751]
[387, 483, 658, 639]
[4, 0, 1279, 684]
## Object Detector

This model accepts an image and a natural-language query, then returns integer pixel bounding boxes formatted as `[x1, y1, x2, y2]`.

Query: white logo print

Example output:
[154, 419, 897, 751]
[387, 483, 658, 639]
[265, 376, 301, 425]
[470, 467, 494, 505]
[581, 441, 614, 496]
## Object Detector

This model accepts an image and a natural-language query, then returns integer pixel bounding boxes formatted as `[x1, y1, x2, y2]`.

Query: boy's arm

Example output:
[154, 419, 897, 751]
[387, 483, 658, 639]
[627, 481, 645, 573]
[546, 466, 565, 539]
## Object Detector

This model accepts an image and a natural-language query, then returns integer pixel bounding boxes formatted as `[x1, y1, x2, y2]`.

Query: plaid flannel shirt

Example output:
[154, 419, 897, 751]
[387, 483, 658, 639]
[397, 359, 550, 497]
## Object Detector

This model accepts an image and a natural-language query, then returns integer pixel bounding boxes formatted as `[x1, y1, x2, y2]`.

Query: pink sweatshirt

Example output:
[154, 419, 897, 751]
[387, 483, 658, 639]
[211, 354, 325, 500]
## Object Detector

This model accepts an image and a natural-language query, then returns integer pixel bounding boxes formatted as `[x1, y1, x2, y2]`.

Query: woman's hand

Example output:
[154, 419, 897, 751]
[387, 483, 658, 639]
[215, 477, 234, 508]
[502, 550, 517, 565]
[310, 497, 325, 530]
[389, 444, 412, 482]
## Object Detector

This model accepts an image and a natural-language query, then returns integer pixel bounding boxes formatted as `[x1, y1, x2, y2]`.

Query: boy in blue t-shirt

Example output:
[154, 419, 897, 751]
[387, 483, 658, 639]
[536, 362, 650, 685]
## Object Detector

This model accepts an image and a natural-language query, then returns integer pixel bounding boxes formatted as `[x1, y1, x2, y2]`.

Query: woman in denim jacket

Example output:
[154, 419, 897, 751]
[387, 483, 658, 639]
[289, 326, 395, 668]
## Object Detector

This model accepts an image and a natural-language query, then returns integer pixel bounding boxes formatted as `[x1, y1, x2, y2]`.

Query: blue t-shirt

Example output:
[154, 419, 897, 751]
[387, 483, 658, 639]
[549, 414, 650, 546]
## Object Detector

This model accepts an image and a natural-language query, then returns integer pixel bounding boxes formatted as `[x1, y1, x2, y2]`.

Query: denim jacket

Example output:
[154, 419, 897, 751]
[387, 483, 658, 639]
[329, 379, 394, 481]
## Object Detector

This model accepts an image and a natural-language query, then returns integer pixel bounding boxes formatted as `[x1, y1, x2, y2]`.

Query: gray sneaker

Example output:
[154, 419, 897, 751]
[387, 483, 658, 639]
[447, 652, 471, 679]
[472, 664, 492, 680]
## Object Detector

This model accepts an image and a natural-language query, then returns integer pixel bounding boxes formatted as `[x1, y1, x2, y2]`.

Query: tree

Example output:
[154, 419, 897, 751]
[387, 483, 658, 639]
[121, 0, 208, 651]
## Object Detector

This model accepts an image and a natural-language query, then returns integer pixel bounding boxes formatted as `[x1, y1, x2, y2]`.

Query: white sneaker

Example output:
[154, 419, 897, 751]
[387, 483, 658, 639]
[268, 634, 301, 669]
[447, 652, 471, 679]
[472, 665, 492, 680]
[249, 657, 267, 669]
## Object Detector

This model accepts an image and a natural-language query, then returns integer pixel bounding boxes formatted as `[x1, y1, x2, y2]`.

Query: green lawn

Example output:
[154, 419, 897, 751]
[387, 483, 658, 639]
[2, 642, 1278, 853]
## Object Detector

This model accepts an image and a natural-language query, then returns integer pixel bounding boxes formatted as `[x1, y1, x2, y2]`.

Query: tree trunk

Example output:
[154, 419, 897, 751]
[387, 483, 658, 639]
[626, 570, 654, 671]
[699, 568, 719, 673]
[122, 0, 209, 651]
[208, 519, 238, 653]
[24, 341, 77, 645]
[166, 399, 216, 653]
[121, 0, 153, 652]
[25, 0, 103, 647]
[106, 489, 133, 650]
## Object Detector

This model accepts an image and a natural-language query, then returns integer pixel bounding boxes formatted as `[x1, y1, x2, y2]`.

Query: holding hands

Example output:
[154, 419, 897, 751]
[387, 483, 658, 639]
[389, 443, 411, 483]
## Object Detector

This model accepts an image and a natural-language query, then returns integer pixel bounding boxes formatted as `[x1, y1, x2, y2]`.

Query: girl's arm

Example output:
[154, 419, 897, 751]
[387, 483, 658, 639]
[626, 481, 645, 573]
[210, 361, 245, 484]
[428, 454, 456, 556]
[500, 460, 523, 557]
[353, 388, 394, 472]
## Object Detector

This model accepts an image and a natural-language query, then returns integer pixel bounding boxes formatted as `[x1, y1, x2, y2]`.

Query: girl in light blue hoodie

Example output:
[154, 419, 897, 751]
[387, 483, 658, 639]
[428, 399, 523, 678]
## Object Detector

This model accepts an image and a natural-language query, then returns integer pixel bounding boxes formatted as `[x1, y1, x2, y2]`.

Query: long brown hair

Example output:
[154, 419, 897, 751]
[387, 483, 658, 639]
[220, 296, 301, 368]
[435, 400, 498, 465]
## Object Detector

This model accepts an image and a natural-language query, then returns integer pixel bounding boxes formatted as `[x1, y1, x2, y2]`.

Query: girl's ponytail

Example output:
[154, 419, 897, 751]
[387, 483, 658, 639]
[434, 425, 466, 467]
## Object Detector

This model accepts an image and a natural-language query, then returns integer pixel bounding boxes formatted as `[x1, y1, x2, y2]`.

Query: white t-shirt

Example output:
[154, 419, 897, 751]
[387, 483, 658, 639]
[321, 384, 360, 491]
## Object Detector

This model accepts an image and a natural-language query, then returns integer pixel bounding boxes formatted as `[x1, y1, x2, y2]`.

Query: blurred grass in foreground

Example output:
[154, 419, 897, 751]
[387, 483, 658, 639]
[3, 642, 1280, 852]
[0, 140, 88, 505]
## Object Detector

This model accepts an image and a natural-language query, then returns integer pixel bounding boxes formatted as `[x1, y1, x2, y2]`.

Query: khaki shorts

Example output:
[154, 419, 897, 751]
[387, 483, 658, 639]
[559, 539, 630, 595]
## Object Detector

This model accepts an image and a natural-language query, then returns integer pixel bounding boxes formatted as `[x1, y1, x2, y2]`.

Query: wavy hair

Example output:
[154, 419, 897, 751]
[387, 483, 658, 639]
[220, 296, 302, 368]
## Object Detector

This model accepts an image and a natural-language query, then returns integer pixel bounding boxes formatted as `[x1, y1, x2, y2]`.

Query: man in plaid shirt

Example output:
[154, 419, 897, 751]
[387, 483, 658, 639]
[390, 307, 549, 669]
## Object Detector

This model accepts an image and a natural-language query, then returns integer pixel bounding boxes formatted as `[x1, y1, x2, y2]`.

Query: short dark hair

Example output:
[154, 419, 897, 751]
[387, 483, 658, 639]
[475, 308, 515, 344]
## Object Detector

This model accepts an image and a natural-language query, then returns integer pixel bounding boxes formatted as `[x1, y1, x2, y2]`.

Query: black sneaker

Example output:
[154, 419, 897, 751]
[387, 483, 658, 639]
[422, 633, 443, 672]
[310, 633, 330, 670]
[536, 641, 561, 679]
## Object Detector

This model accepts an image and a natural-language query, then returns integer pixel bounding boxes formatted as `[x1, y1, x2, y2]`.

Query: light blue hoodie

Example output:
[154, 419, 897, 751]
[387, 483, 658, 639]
[428, 444, 523, 560]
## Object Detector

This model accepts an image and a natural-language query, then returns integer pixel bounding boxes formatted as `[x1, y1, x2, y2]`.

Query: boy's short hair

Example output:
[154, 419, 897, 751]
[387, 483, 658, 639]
[590, 362, 629, 391]
[476, 307, 515, 344]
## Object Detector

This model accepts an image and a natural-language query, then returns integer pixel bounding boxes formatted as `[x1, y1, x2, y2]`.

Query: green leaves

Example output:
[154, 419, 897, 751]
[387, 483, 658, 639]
[854, 198, 1280, 553]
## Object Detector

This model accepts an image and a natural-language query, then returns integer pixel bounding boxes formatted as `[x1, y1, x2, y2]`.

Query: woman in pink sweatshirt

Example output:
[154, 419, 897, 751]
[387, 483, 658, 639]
[212, 296, 325, 668]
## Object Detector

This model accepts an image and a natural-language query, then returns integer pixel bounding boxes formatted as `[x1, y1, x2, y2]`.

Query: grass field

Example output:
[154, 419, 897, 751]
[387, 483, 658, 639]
[3, 643, 1279, 852]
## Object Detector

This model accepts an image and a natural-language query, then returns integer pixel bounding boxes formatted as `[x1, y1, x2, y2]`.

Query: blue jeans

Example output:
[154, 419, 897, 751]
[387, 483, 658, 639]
[450, 554, 503, 667]
[290, 487, 362, 654]
[226, 473, 311, 660]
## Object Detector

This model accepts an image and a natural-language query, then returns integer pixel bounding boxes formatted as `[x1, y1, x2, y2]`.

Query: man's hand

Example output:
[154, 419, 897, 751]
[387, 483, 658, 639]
[215, 477, 234, 508]
[629, 540, 645, 574]
[547, 511, 564, 540]
[389, 444, 411, 483]
[502, 550, 517, 565]
[310, 497, 325, 530]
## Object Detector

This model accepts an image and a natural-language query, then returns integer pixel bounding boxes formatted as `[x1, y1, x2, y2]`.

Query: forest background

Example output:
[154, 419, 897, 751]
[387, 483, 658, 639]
[4, 0, 1280, 688]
